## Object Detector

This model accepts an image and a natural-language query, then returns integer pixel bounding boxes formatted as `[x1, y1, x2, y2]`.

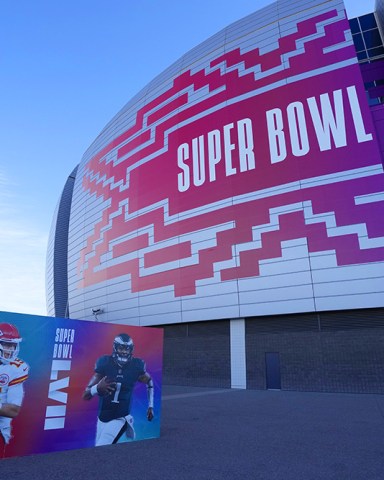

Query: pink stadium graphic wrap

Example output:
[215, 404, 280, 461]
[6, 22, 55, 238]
[69, 2, 384, 324]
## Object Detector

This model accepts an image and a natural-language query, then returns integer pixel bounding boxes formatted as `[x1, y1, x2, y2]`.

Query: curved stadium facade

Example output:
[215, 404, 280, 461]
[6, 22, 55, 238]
[47, 0, 384, 392]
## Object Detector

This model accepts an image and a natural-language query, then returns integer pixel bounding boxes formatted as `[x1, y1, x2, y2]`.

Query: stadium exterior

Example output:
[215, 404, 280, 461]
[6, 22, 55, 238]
[47, 0, 384, 393]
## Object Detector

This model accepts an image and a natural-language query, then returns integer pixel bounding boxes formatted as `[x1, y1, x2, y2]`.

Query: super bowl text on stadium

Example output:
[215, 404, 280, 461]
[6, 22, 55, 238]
[177, 85, 372, 192]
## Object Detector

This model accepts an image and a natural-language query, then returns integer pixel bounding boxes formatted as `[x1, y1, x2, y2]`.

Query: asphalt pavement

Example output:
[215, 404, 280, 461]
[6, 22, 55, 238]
[3, 385, 384, 479]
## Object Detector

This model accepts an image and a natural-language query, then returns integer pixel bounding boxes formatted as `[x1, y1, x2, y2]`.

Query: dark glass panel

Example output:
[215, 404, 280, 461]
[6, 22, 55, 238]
[349, 18, 360, 34]
[359, 13, 377, 31]
[368, 97, 380, 105]
[357, 51, 368, 60]
[367, 46, 384, 58]
[363, 29, 383, 49]
[352, 33, 365, 51]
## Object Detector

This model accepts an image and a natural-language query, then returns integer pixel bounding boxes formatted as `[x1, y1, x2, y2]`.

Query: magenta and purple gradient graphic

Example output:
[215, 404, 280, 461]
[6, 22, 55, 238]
[1, 311, 163, 458]
[77, 8, 384, 300]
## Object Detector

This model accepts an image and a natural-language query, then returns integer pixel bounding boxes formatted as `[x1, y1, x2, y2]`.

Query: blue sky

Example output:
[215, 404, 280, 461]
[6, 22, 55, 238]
[0, 0, 376, 316]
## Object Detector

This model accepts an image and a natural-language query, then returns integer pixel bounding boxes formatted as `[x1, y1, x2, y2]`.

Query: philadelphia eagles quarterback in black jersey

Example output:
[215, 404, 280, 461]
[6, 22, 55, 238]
[82, 333, 154, 446]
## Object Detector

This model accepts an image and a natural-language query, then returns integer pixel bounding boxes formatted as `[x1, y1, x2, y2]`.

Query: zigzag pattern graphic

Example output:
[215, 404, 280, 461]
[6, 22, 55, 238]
[77, 8, 384, 297]
[83, 9, 354, 191]
[79, 172, 384, 296]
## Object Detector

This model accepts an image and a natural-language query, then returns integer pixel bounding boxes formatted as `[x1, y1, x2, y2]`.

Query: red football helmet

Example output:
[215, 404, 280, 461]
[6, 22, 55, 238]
[0, 323, 22, 363]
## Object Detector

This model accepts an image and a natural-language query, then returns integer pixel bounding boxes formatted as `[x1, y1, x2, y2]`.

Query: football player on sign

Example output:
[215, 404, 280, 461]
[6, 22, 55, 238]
[82, 333, 154, 446]
[0, 323, 29, 457]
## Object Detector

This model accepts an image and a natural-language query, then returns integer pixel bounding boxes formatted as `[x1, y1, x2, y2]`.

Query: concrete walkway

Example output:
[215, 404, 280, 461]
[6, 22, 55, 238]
[3, 385, 384, 479]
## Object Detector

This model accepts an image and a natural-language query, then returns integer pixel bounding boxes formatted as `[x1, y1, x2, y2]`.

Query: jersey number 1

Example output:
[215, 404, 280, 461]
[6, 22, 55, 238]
[111, 382, 122, 403]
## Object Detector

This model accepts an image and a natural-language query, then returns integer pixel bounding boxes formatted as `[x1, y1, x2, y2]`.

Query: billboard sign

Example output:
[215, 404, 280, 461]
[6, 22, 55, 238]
[70, 0, 384, 323]
[0, 311, 163, 458]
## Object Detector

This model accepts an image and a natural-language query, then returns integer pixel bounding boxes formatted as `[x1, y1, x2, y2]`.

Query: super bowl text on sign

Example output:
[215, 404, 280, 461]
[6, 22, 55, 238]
[70, 0, 384, 325]
[0, 311, 163, 458]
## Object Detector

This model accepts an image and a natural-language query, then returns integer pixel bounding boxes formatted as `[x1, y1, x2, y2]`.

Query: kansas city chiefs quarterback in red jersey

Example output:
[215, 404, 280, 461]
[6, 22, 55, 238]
[0, 323, 29, 457]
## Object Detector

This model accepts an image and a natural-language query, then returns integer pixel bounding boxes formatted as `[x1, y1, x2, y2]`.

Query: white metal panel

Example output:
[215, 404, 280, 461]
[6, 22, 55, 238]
[230, 319, 247, 389]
